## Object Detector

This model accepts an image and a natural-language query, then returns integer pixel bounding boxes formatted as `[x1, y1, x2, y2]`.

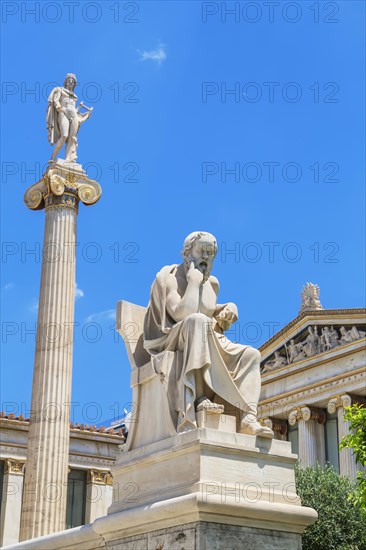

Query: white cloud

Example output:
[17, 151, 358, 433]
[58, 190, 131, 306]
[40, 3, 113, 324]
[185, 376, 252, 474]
[85, 309, 115, 323]
[139, 44, 166, 65]
[29, 299, 39, 314]
[3, 282, 15, 291]
[75, 283, 84, 301]
[28, 283, 83, 314]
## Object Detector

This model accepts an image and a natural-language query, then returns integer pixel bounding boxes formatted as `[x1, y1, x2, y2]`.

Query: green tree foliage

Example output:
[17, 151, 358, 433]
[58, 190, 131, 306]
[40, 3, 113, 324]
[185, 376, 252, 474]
[295, 463, 366, 550]
[339, 404, 366, 509]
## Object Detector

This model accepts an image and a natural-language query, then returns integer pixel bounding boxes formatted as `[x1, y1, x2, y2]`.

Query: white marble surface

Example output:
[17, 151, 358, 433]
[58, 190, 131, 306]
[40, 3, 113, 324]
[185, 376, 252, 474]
[141, 232, 272, 438]
[110, 428, 300, 517]
[0, 463, 24, 546]
[20, 204, 78, 541]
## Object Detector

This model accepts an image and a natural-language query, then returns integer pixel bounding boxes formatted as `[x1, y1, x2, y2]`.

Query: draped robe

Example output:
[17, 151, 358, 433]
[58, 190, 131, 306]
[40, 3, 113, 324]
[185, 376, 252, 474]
[143, 265, 261, 432]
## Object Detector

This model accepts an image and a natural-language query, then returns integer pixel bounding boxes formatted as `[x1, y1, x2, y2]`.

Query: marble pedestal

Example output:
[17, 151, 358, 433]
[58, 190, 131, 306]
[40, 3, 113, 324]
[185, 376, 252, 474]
[108, 428, 317, 545]
[4, 428, 317, 549]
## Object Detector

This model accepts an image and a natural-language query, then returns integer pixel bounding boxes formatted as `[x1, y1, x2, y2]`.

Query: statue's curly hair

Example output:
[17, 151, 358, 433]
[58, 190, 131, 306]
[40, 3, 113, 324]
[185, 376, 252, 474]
[181, 231, 218, 258]
[64, 73, 77, 88]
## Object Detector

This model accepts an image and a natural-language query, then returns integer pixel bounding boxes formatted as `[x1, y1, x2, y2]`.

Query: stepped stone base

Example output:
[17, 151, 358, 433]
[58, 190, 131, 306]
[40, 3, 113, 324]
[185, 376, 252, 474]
[110, 427, 304, 516]
[3, 429, 316, 550]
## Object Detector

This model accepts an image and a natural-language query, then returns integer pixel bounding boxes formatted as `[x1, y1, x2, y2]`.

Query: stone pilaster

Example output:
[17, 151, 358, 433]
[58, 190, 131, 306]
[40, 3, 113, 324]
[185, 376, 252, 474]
[0, 459, 25, 547]
[328, 394, 357, 478]
[20, 164, 101, 541]
[289, 406, 326, 467]
[85, 470, 113, 523]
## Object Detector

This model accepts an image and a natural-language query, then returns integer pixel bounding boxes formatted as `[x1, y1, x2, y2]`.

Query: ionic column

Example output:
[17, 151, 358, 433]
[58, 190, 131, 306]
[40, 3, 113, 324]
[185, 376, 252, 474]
[85, 470, 113, 523]
[0, 459, 25, 546]
[328, 394, 357, 479]
[261, 417, 287, 440]
[289, 406, 326, 467]
[20, 166, 102, 541]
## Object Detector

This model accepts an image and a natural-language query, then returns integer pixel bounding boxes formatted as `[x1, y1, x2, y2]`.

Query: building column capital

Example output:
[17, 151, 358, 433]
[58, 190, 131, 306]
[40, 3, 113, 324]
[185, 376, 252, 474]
[4, 459, 25, 475]
[261, 417, 287, 436]
[24, 163, 102, 212]
[85, 470, 113, 524]
[328, 393, 362, 479]
[288, 406, 326, 426]
[327, 394, 354, 414]
[87, 469, 112, 486]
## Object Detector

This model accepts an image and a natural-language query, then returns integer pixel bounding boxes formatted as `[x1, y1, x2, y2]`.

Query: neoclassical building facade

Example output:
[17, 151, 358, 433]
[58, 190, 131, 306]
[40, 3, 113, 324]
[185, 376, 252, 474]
[258, 294, 365, 478]
[0, 416, 124, 547]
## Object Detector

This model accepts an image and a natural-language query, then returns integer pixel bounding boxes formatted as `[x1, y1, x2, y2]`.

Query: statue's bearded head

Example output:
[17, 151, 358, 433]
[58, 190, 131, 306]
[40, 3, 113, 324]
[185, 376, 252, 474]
[182, 231, 218, 282]
[64, 73, 77, 91]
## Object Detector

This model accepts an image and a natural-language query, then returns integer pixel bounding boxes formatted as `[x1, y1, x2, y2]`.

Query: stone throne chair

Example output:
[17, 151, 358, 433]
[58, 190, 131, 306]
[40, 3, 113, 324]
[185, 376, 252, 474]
[116, 300, 238, 451]
[116, 300, 178, 451]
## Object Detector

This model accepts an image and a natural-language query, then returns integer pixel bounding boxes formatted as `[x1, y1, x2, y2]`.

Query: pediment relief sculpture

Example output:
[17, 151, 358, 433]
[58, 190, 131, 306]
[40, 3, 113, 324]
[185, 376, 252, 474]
[262, 324, 366, 373]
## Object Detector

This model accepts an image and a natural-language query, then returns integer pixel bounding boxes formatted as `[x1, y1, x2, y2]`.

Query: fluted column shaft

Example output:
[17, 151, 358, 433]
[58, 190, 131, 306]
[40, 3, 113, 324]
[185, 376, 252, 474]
[298, 418, 317, 467]
[328, 394, 357, 479]
[289, 406, 326, 467]
[338, 410, 357, 479]
[20, 196, 78, 540]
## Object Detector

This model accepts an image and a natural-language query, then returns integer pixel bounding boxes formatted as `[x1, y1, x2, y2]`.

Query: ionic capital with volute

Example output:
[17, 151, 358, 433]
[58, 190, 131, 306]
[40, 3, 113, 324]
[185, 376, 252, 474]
[327, 394, 354, 414]
[24, 163, 102, 213]
[288, 406, 326, 426]
[261, 417, 288, 436]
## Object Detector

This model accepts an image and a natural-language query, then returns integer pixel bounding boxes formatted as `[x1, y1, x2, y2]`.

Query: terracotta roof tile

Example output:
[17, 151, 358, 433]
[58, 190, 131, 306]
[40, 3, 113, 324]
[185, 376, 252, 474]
[0, 412, 125, 439]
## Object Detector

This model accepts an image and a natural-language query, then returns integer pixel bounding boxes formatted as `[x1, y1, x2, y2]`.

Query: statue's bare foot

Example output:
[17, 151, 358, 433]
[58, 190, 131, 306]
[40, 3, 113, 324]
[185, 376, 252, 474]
[196, 397, 224, 414]
[239, 415, 274, 438]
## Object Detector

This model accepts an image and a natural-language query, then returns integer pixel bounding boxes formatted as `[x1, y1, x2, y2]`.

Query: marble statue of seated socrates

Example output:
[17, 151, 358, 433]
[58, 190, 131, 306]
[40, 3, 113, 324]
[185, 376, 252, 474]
[117, 231, 273, 451]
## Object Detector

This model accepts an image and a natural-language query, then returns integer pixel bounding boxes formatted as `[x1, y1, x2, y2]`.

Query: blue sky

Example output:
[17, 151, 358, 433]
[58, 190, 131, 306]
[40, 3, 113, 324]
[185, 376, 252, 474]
[1, 1, 365, 425]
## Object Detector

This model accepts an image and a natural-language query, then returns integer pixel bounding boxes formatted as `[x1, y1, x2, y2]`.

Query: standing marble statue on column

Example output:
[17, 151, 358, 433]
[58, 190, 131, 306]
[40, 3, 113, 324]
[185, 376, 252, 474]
[20, 74, 101, 542]
[47, 73, 93, 163]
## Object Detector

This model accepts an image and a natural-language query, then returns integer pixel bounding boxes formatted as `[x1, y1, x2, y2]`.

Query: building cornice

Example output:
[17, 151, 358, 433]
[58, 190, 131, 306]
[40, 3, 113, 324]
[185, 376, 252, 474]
[259, 366, 366, 408]
[0, 415, 124, 442]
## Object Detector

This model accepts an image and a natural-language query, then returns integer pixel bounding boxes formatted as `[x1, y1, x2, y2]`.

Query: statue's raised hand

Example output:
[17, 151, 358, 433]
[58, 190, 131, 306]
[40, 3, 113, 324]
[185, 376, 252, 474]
[187, 261, 204, 286]
[217, 303, 238, 324]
